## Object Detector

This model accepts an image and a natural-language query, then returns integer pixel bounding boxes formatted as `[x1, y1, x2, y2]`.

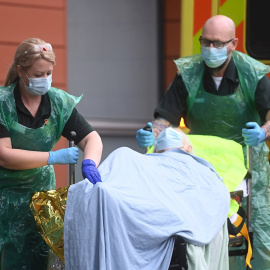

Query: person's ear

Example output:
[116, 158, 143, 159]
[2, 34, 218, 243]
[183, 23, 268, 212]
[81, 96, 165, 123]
[231, 38, 238, 50]
[185, 144, 193, 153]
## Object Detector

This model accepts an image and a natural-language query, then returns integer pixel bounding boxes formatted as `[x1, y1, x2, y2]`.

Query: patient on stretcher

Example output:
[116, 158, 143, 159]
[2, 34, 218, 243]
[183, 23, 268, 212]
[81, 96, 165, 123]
[63, 127, 230, 270]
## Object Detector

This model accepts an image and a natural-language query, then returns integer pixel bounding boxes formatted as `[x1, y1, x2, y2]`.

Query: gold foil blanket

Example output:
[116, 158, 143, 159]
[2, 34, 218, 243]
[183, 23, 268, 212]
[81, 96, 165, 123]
[30, 186, 69, 263]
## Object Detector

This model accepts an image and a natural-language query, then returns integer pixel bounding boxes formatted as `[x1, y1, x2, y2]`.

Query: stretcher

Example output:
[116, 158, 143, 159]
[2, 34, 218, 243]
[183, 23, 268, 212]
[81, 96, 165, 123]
[169, 136, 253, 270]
[228, 152, 253, 270]
[30, 134, 251, 270]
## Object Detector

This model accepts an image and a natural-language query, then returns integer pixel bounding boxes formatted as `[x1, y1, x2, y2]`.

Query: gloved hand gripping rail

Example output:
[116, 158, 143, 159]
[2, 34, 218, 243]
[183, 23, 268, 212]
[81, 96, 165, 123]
[67, 131, 77, 185]
[143, 123, 153, 153]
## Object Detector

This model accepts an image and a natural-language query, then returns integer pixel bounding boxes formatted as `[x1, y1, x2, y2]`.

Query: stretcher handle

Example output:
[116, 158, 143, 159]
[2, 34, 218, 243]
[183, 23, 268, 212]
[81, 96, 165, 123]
[68, 131, 77, 185]
[143, 124, 152, 153]
[245, 126, 253, 232]
[247, 145, 253, 233]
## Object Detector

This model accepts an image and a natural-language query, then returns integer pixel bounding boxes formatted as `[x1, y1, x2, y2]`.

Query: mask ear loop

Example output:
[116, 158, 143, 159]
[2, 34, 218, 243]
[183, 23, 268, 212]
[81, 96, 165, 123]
[20, 69, 30, 89]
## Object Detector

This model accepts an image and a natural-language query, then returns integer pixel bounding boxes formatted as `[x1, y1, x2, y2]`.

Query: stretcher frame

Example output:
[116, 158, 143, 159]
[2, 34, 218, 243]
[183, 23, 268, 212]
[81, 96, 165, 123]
[169, 236, 188, 269]
[47, 134, 252, 270]
[228, 146, 253, 269]
[168, 146, 253, 270]
[47, 132, 77, 270]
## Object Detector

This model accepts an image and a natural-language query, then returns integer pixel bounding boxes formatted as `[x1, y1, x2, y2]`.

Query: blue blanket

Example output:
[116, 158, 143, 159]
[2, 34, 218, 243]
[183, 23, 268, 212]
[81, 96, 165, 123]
[64, 147, 230, 270]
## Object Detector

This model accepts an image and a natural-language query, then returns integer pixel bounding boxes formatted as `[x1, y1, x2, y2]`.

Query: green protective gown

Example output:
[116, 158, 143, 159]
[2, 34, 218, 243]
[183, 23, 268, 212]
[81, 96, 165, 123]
[0, 83, 81, 270]
[174, 51, 270, 270]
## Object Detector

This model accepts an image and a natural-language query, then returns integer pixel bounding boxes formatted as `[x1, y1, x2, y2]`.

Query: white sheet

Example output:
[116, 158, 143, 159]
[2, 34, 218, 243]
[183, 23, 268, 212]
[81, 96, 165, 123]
[64, 147, 230, 270]
[186, 222, 229, 270]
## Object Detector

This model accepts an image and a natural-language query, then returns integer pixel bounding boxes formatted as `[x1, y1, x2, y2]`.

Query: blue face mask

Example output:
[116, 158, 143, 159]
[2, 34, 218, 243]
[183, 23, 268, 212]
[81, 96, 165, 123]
[201, 46, 229, 68]
[155, 128, 183, 152]
[23, 72, 52, 96]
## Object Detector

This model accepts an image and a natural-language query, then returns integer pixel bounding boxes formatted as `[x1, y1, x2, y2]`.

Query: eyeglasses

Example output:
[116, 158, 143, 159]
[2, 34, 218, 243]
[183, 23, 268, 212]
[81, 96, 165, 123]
[199, 37, 234, 49]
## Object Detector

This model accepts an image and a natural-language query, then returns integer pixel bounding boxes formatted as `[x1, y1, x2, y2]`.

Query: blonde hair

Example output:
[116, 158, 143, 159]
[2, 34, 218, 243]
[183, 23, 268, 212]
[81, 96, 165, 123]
[4, 38, 56, 86]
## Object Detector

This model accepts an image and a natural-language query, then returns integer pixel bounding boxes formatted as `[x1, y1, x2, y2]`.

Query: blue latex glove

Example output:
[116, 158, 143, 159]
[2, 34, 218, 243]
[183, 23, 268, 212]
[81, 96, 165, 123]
[48, 147, 79, 165]
[136, 122, 155, 148]
[242, 122, 265, 146]
[82, 159, 102, 184]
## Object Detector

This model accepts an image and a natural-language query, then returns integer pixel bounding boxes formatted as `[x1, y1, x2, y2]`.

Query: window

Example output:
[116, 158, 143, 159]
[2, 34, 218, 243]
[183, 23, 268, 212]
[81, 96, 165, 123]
[246, 0, 270, 59]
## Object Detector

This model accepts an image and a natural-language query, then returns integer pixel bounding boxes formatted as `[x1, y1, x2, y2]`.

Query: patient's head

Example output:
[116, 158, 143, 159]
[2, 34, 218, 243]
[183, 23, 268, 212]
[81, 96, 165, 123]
[155, 127, 193, 154]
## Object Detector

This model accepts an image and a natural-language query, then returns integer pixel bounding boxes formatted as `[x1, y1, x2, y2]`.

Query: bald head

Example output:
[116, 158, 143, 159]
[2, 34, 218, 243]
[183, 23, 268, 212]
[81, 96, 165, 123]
[201, 15, 238, 75]
[202, 15, 236, 41]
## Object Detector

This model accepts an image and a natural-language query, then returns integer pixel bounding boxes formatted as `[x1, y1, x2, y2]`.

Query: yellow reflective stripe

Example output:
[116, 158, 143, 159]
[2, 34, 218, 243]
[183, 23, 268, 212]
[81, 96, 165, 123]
[219, 0, 245, 26]
[180, 0, 195, 56]
[192, 0, 220, 54]
[228, 199, 239, 217]
[234, 215, 253, 268]
[211, 0, 219, 16]
[193, 30, 202, 55]
[187, 135, 247, 192]
[146, 144, 155, 154]
[190, 0, 246, 55]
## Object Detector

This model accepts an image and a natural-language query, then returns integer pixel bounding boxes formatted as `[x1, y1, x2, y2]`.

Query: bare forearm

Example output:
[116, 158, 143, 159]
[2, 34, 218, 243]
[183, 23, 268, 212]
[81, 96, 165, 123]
[0, 147, 49, 170]
[78, 131, 103, 166]
[261, 121, 270, 141]
[261, 111, 270, 141]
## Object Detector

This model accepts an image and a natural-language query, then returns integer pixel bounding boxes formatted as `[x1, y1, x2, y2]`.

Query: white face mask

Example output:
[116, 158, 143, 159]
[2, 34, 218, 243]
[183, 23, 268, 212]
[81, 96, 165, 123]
[201, 41, 233, 68]
[23, 71, 52, 96]
[155, 128, 184, 152]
